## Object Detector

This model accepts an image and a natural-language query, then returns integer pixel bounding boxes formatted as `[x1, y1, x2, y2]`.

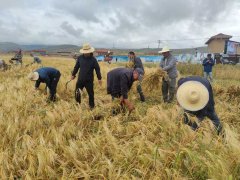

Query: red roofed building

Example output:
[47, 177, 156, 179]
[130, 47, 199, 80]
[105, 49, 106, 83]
[95, 49, 113, 56]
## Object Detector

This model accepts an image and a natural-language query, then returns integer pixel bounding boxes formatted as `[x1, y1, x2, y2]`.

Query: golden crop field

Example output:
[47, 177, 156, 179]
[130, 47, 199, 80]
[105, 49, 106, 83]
[0, 55, 240, 179]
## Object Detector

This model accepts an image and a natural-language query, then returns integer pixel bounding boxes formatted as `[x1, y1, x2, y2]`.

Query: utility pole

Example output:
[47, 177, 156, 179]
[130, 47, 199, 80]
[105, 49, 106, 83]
[157, 40, 161, 49]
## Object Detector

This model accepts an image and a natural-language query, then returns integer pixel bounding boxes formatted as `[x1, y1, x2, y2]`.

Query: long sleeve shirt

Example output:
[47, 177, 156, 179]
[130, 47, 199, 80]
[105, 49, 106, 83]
[202, 58, 214, 72]
[35, 67, 60, 94]
[132, 57, 144, 72]
[160, 54, 178, 78]
[72, 55, 102, 82]
[107, 68, 134, 99]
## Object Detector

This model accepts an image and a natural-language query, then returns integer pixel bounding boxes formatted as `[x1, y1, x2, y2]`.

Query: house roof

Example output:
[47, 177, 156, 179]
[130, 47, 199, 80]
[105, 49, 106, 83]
[205, 33, 232, 44]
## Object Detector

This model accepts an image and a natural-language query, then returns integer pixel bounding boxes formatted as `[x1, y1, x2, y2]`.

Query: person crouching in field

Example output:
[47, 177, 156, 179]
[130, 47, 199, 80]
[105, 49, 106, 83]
[28, 67, 61, 102]
[176, 76, 222, 135]
[202, 54, 214, 82]
[0, 59, 8, 71]
[71, 43, 102, 109]
[30, 53, 42, 64]
[159, 47, 178, 103]
[10, 49, 23, 65]
[107, 67, 144, 113]
[128, 51, 145, 102]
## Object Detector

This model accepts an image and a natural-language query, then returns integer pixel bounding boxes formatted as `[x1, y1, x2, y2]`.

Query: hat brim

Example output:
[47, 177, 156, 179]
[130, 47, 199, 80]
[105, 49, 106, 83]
[32, 74, 39, 81]
[79, 47, 95, 54]
[28, 72, 39, 81]
[158, 50, 171, 54]
[177, 81, 209, 111]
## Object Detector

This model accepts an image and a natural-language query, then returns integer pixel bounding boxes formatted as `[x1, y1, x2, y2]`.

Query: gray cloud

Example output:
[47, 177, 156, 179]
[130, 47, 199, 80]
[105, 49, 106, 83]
[0, 0, 239, 48]
[60, 21, 84, 38]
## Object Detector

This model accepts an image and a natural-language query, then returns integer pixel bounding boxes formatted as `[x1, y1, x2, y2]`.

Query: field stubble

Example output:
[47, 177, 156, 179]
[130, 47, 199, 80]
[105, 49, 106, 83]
[0, 56, 240, 179]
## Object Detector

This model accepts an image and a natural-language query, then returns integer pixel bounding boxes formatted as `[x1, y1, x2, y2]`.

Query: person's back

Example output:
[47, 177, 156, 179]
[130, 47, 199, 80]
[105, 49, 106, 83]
[36, 67, 60, 80]
[178, 76, 214, 112]
[107, 68, 134, 97]
[34, 56, 42, 64]
[29, 67, 61, 102]
[133, 57, 144, 72]
[177, 75, 222, 134]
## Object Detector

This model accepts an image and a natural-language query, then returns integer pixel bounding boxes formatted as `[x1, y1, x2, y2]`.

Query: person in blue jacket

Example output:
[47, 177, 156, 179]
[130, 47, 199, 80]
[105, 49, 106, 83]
[177, 76, 222, 135]
[202, 54, 214, 82]
[28, 67, 61, 102]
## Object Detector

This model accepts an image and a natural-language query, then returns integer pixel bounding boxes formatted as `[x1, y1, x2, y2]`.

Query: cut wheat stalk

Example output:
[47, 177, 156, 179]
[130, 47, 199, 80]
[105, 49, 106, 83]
[142, 68, 168, 91]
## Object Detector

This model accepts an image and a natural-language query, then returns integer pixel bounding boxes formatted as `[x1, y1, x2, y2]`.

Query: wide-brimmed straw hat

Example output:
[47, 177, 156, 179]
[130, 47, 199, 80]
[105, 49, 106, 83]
[158, 46, 171, 54]
[28, 72, 39, 81]
[176, 81, 209, 111]
[79, 43, 95, 54]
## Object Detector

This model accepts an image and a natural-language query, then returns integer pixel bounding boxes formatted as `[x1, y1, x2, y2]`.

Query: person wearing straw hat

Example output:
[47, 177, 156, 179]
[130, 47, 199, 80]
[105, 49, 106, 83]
[177, 76, 222, 135]
[107, 67, 144, 113]
[28, 67, 61, 102]
[159, 47, 178, 103]
[71, 43, 102, 109]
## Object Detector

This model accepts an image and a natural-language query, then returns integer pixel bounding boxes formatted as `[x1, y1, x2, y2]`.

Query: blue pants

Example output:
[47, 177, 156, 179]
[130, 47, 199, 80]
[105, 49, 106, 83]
[184, 109, 222, 135]
[204, 72, 213, 82]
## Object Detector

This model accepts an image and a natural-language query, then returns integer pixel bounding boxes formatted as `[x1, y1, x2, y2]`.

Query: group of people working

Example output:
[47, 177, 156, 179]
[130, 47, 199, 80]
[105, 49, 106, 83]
[0, 49, 42, 70]
[27, 43, 222, 135]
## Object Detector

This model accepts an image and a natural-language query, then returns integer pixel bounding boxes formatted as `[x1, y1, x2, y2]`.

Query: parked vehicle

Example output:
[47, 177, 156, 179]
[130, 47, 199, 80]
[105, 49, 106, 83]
[220, 54, 237, 65]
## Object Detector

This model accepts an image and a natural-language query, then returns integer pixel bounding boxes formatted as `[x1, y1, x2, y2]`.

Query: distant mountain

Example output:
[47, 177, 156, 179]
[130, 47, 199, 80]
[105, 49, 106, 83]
[0, 42, 208, 54]
[0, 42, 80, 53]
[0, 42, 21, 52]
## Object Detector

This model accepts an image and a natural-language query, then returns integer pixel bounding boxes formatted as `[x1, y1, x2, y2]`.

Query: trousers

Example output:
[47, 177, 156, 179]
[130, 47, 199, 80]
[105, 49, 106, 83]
[162, 78, 176, 102]
[75, 80, 95, 108]
[184, 109, 222, 135]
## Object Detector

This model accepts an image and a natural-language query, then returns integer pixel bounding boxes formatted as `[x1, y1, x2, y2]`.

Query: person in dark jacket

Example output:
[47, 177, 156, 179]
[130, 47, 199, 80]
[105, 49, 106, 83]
[30, 53, 42, 64]
[202, 54, 214, 82]
[128, 51, 145, 102]
[107, 67, 144, 112]
[159, 47, 178, 103]
[71, 43, 102, 109]
[28, 67, 61, 102]
[177, 76, 222, 135]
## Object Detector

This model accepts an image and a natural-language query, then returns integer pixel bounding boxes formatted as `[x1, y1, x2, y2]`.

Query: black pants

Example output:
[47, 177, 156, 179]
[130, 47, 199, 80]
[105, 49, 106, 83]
[137, 82, 145, 102]
[162, 78, 176, 102]
[75, 80, 95, 108]
[184, 109, 222, 135]
[49, 71, 61, 101]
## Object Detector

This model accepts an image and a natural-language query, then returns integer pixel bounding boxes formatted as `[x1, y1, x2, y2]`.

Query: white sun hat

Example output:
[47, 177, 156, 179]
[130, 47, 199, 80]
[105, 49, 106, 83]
[158, 46, 171, 54]
[176, 81, 209, 111]
[28, 72, 39, 81]
[79, 43, 95, 54]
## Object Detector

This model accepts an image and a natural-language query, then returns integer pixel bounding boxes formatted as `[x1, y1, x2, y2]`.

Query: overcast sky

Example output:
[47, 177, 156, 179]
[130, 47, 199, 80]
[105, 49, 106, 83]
[0, 0, 240, 48]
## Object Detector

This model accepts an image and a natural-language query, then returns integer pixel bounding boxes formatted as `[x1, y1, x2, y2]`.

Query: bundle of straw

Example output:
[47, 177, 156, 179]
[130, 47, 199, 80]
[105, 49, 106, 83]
[142, 68, 168, 91]
[126, 61, 134, 68]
